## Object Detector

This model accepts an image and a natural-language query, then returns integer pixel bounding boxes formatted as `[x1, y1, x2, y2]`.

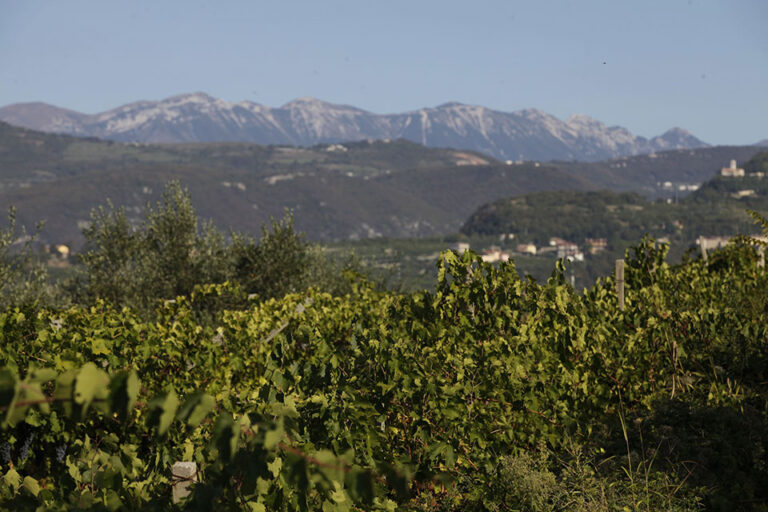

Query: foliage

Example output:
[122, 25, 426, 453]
[74, 183, 360, 316]
[745, 208, 768, 244]
[743, 151, 768, 173]
[232, 213, 310, 300]
[5, 123, 768, 509]
[0, 230, 767, 508]
[0, 208, 51, 309]
[440, 443, 702, 512]
[0, 362, 390, 510]
[76, 183, 231, 313]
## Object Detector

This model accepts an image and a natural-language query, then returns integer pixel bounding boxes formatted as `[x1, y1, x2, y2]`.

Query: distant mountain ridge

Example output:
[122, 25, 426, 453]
[0, 93, 708, 162]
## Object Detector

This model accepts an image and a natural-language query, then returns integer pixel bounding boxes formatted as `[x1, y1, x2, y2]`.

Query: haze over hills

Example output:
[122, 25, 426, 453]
[0, 93, 710, 162]
[0, 121, 760, 247]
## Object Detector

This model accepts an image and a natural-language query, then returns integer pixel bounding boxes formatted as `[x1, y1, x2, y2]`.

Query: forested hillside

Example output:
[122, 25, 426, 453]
[0, 121, 761, 245]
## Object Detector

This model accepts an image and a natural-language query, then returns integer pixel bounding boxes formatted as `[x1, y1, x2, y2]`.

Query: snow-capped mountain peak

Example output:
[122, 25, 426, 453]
[0, 93, 709, 161]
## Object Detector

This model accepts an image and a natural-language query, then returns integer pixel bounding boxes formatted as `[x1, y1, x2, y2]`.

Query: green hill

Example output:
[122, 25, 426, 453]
[455, 151, 768, 283]
[463, 151, 768, 239]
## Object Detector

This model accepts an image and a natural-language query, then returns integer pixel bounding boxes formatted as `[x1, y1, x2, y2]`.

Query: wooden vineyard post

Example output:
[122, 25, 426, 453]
[616, 259, 625, 311]
[759, 246, 765, 268]
[172, 461, 198, 504]
[699, 237, 708, 262]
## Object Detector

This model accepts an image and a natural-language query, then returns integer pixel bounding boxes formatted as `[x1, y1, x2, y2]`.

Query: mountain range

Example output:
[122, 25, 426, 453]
[0, 93, 709, 162]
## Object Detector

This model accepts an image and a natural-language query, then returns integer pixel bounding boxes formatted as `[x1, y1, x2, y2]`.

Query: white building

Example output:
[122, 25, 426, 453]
[482, 246, 510, 263]
[721, 160, 745, 177]
[556, 242, 580, 259]
[696, 236, 732, 250]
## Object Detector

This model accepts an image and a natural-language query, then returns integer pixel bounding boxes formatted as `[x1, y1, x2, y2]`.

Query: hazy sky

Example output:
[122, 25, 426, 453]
[1, 0, 766, 144]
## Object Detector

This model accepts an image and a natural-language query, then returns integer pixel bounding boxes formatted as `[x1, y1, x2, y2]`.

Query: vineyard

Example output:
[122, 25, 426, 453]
[1, 206, 768, 509]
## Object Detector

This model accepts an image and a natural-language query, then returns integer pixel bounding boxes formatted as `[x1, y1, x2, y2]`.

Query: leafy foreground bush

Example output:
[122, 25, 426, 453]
[0, 236, 767, 510]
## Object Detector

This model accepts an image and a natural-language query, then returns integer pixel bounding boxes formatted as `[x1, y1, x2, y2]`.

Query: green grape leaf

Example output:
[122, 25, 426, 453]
[53, 370, 77, 416]
[344, 467, 374, 506]
[263, 420, 284, 450]
[0, 370, 17, 426]
[212, 412, 238, 462]
[3, 468, 21, 491]
[147, 388, 179, 436]
[74, 363, 110, 415]
[108, 370, 140, 421]
[176, 391, 215, 427]
[22, 476, 40, 497]
[29, 368, 57, 384]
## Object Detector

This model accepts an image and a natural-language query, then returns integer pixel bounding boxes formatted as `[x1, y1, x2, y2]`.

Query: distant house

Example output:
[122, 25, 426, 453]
[732, 189, 756, 199]
[584, 238, 607, 254]
[556, 242, 580, 259]
[516, 243, 537, 255]
[481, 246, 510, 263]
[555, 240, 584, 261]
[453, 152, 489, 166]
[696, 236, 733, 251]
[721, 159, 745, 177]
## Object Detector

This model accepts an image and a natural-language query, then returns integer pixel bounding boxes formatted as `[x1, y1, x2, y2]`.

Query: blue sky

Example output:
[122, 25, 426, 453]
[1, 0, 766, 144]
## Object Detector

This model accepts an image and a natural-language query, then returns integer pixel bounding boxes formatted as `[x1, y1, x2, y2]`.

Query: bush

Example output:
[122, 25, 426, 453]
[74, 182, 367, 315]
[232, 213, 309, 300]
[76, 182, 231, 313]
[0, 207, 51, 309]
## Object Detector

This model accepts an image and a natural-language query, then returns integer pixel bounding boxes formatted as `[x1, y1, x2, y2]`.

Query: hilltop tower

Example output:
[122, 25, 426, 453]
[721, 159, 745, 177]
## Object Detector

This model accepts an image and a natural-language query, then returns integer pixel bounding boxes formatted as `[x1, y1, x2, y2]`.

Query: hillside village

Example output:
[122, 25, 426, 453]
[452, 234, 606, 264]
[352, 155, 767, 288]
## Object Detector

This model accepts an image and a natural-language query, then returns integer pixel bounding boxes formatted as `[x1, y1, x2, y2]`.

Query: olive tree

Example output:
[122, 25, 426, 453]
[0, 208, 50, 309]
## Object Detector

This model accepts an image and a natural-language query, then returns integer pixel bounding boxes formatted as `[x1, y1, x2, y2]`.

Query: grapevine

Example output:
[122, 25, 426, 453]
[0, 238, 766, 509]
